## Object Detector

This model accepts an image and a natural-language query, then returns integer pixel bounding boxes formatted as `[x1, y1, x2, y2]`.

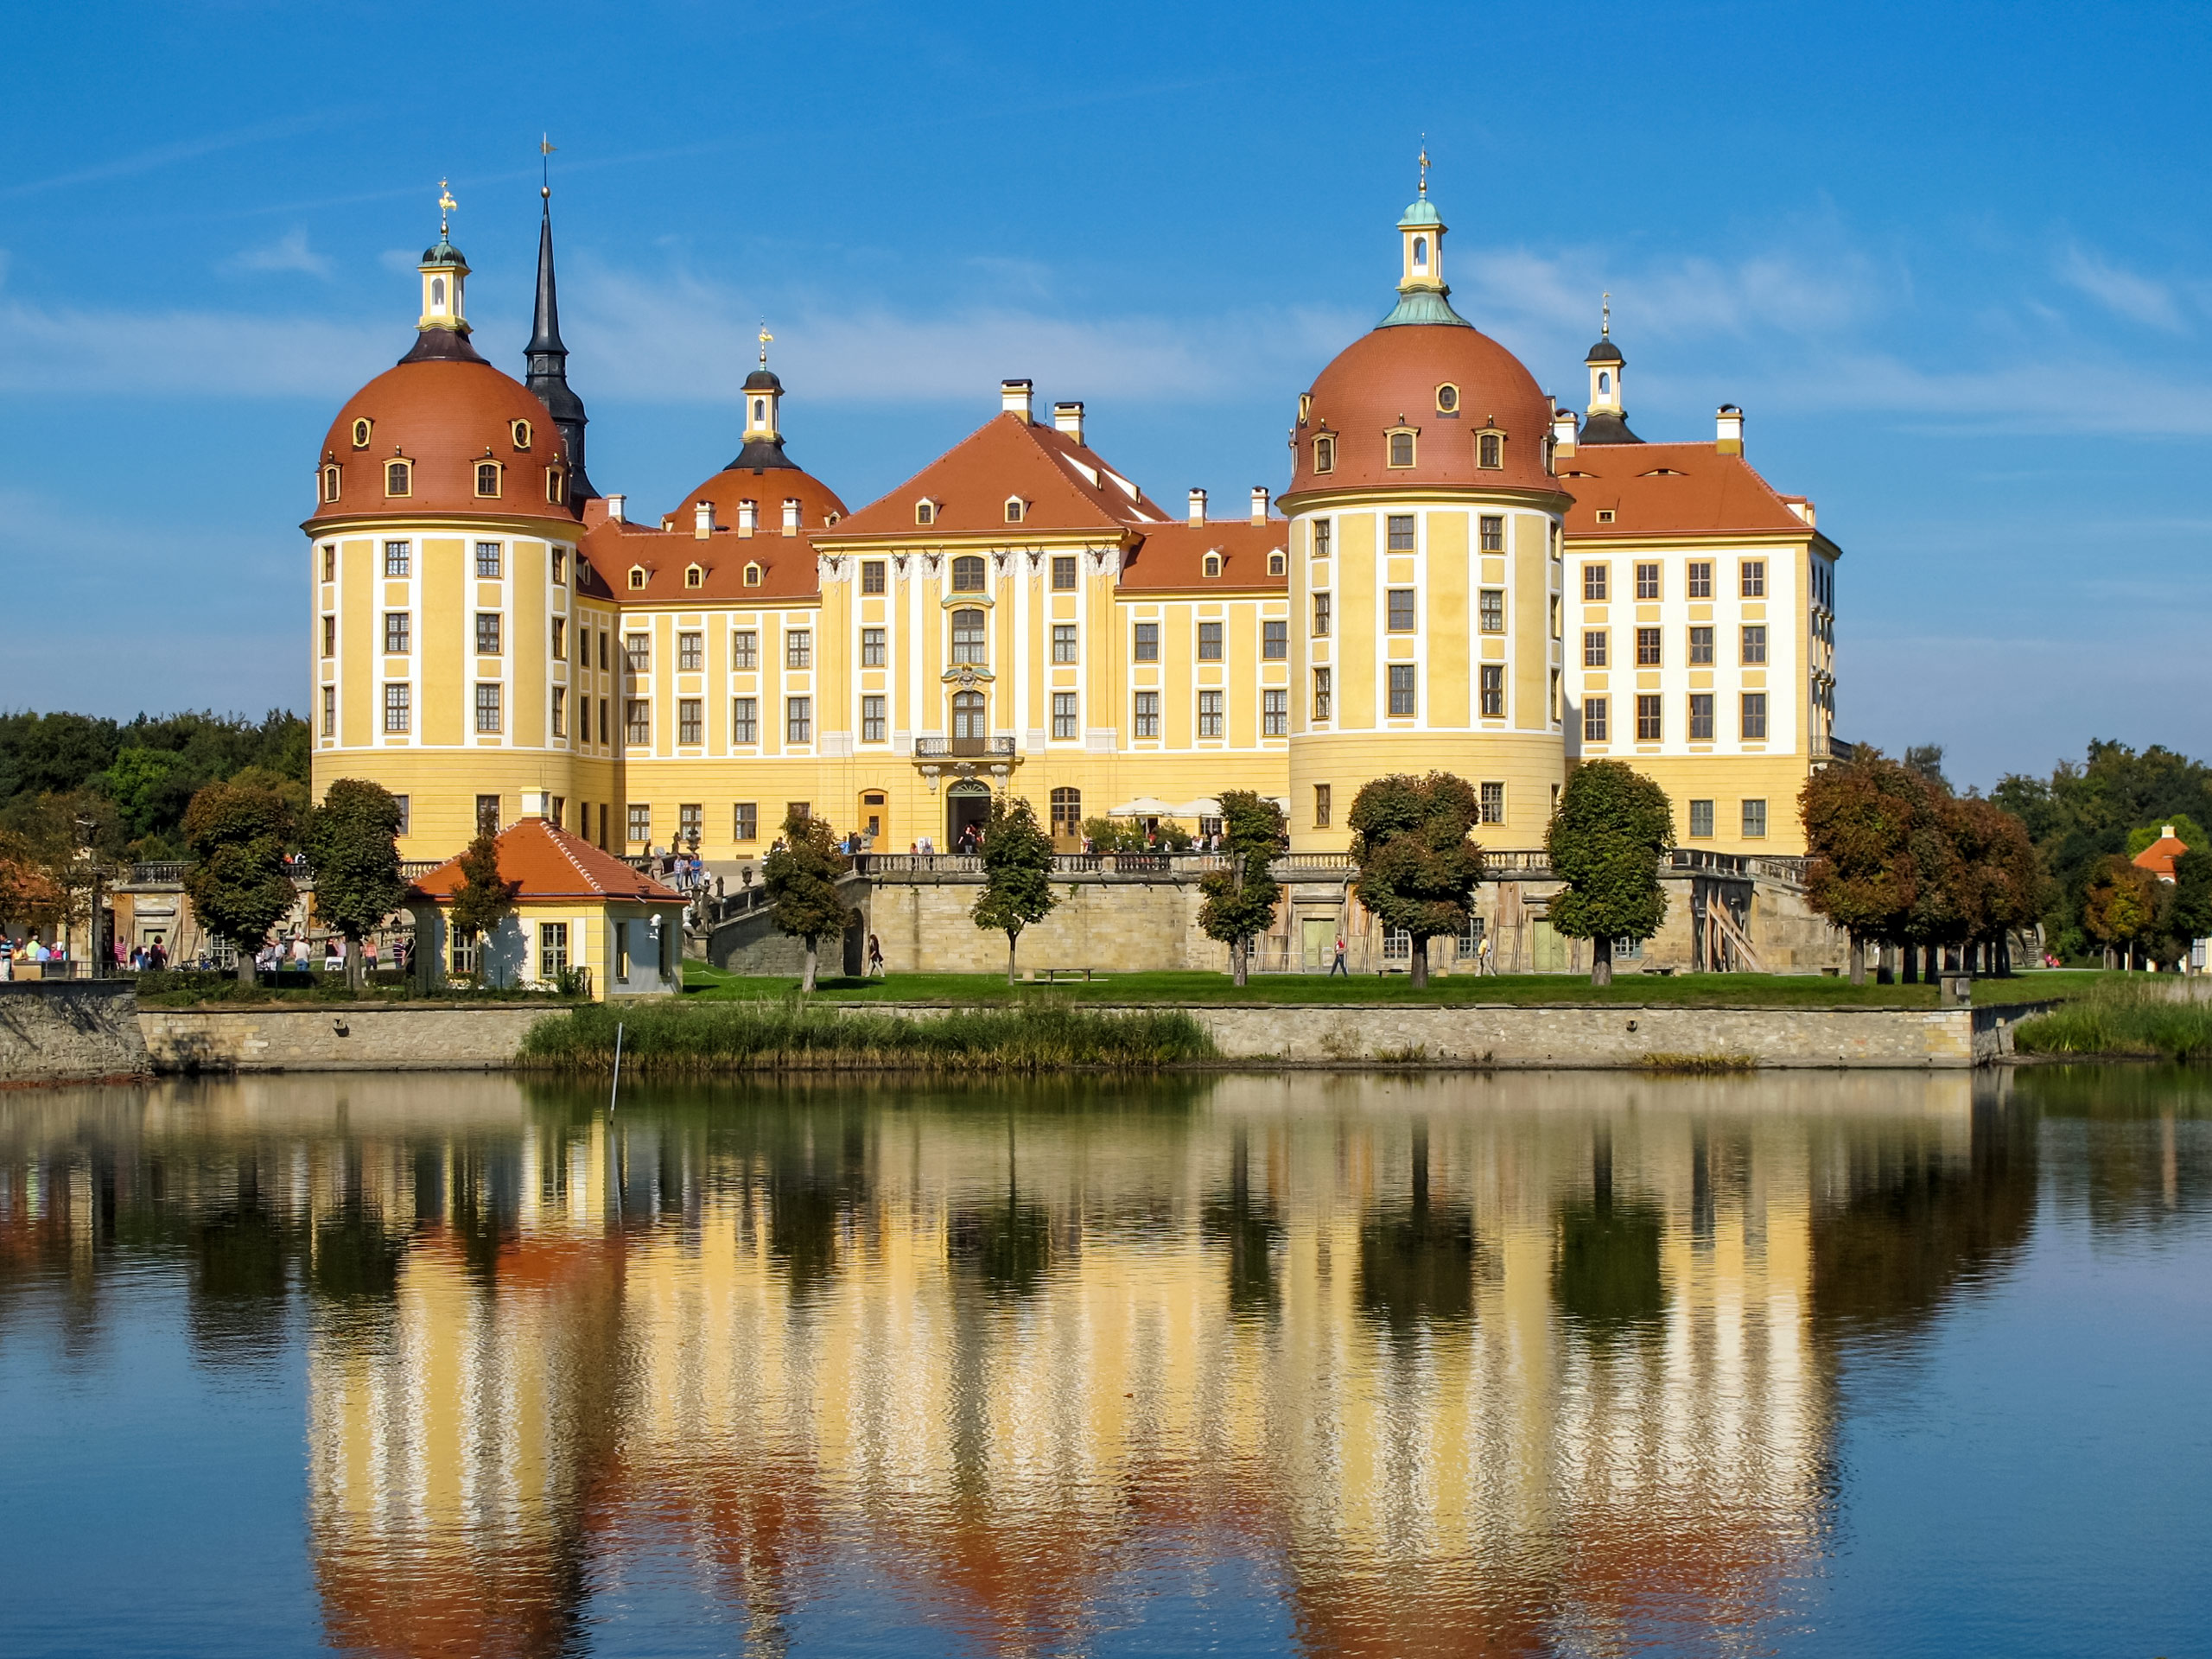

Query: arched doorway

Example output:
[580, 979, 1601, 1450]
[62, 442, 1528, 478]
[947, 780, 991, 854]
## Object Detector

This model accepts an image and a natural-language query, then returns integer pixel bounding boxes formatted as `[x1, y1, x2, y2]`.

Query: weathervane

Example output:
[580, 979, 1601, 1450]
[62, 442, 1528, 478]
[540, 135, 556, 197]
[437, 178, 455, 234]
[1601, 291, 1611, 338]
[758, 321, 772, 367]
[1417, 137, 1429, 197]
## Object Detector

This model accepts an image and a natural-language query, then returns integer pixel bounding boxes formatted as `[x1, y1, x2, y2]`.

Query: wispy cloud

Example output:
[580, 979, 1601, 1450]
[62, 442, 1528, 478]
[0, 112, 341, 202]
[225, 227, 331, 278]
[2055, 243, 2184, 331]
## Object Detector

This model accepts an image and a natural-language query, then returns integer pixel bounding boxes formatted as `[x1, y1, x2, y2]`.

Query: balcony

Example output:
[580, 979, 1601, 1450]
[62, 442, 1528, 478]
[912, 735, 1017, 760]
[1810, 734, 1856, 761]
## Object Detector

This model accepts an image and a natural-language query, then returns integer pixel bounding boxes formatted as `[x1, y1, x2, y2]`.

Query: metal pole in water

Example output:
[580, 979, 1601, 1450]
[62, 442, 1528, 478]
[609, 1021, 624, 1114]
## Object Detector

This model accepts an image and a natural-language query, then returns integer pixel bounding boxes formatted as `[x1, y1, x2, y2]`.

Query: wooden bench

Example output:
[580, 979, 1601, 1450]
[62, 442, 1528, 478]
[1038, 967, 1100, 982]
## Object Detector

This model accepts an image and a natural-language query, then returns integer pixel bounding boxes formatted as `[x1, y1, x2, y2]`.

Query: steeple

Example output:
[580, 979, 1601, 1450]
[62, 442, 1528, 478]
[523, 161, 595, 503]
[1579, 295, 1641, 445]
[724, 325, 799, 472]
[400, 180, 486, 364]
[1376, 152, 1471, 330]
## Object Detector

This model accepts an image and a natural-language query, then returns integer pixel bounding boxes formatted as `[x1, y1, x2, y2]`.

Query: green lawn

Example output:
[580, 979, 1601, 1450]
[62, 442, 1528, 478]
[680, 962, 2109, 1010]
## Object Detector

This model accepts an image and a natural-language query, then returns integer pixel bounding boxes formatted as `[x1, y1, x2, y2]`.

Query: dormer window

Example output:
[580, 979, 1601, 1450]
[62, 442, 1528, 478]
[1004, 496, 1025, 524]
[321, 464, 341, 503]
[915, 499, 936, 526]
[1596, 509, 1617, 524]
[1387, 428, 1417, 468]
[1313, 435, 1335, 474]
[351, 418, 372, 449]
[825, 512, 840, 526]
[1202, 552, 1223, 578]
[385, 459, 411, 497]
[1298, 394, 1313, 425]
[628, 565, 648, 590]
[1435, 384, 1459, 413]
[1477, 429, 1504, 469]
[511, 420, 532, 450]
[545, 467, 565, 504]
[1268, 551, 1287, 576]
[684, 563, 705, 589]
[475, 461, 501, 498]
[743, 562, 762, 588]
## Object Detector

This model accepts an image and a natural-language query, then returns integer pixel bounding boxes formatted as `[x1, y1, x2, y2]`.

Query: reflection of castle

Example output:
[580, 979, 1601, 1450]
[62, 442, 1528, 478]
[0, 1074, 2072, 1655]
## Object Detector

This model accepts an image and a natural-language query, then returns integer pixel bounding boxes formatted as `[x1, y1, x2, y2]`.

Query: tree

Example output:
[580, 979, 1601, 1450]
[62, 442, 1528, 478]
[1348, 772, 1484, 988]
[1546, 761, 1673, 986]
[763, 811, 853, 992]
[1955, 796, 2046, 973]
[1802, 747, 1932, 983]
[0, 829, 64, 931]
[972, 794, 1057, 984]
[302, 779, 408, 993]
[2082, 854, 2162, 969]
[2126, 814, 2211, 860]
[181, 779, 297, 984]
[448, 832, 519, 985]
[2162, 849, 2212, 967]
[1198, 791, 1287, 986]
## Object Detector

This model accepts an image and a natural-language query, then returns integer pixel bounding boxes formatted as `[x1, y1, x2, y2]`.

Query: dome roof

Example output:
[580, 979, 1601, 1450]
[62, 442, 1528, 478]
[1585, 337, 1624, 365]
[742, 367, 783, 391]
[309, 353, 580, 528]
[1399, 197, 1440, 226]
[673, 461, 849, 535]
[1288, 323, 1560, 497]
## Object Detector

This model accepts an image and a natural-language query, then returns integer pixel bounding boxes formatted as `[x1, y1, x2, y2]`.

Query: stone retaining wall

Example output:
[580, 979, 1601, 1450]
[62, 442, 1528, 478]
[137, 1004, 556, 1073]
[0, 982, 151, 1083]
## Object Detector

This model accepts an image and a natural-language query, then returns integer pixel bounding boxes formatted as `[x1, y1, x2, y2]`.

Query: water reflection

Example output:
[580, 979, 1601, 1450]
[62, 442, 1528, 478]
[3, 1067, 2206, 1656]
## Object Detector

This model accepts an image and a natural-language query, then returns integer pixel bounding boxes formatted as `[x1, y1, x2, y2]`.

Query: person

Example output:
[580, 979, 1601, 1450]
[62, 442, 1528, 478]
[394, 938, 410, 977]
[323, 938, 344, 973]
[149, 940, 167, 970]
[868, 932, 885, 977]
[1478, 933, 1494, 976]
[1328, 933, 1349, 976]
[364, 938, 379, 975]
[0, 938, 12, 982]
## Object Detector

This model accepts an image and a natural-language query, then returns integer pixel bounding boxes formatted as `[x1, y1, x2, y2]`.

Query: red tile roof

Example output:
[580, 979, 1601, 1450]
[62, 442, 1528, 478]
[1118, 521, 1288, 591]
[1560, 442, 1815, 538]
[2134, 830, 2190, 880]
[579, 518, 823, 601]
[830, 412, 1173, 539]
[408, 817, 682, 904]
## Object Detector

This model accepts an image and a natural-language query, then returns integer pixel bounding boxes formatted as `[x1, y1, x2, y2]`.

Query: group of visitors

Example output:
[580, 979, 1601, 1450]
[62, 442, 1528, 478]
[0, 936, 67, 978]
[124, 940, 170, 972]
[652, 847, 710, 893]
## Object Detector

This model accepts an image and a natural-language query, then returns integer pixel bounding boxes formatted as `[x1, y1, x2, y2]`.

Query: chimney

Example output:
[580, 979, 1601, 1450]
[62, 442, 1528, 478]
[1551, 407, 1578, 459]
[606, 493, 626, 524]
[1249, 486, 1269, 524]
[1052, 401, 1085, 442]
[1187, 487, 1207, 526]
[520, 788, 550, 819]
[1716, 404, 1745, 455]
[1001, 378, 1033, 421]
[781, 498, 801, 537]
[693, 499, 713, 539]
[737, 499, 757, 538]
[2165, 823, 2178, 841]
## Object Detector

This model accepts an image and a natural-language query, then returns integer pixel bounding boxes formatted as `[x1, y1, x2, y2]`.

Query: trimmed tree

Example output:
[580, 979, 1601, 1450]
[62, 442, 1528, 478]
[1801, 748, 1925, 984]
[302, 779, 407, 993]
[763, 811, 853, 992]
[1347, 772, 1484, 988]
[1198, 790, 1287, 986]
[181, 779, 297, 984]
[972, 794, 1057, 984]
[448, 832, 520, 986]
[1545, 760, 1673, 986]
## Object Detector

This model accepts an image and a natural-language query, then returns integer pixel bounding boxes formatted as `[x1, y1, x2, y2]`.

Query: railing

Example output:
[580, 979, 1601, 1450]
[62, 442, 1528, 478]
[912, 735, 1017, 760]
[121, 861, 190, 885]
[1670, 849, 1750, 875]
[1810, 734, 1856, 760]
[398, 859, 444, 880]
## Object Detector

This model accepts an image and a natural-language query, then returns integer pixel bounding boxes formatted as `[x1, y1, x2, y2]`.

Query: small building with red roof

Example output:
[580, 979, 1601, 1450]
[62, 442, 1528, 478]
[2133, 824, 2190, 882]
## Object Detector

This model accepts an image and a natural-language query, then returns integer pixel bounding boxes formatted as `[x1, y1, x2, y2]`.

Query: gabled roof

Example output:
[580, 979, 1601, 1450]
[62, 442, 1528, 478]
[1118, 521, 1288, 592]
[2134, 830, 2190, 880]
[408, 817, 682, 905]
[832, 412, 1172, 538]
[579, 518, 823, 602]
[1559, 442, 1814, 539]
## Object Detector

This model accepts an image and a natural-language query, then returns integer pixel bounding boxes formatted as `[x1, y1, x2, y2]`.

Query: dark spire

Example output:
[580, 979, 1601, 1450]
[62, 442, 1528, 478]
[524, 182, 596, 503]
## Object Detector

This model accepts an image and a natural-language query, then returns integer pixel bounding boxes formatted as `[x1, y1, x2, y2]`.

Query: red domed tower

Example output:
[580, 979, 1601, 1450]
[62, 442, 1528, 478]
[305, 187, 600, 861]
[1277, 179, 1572, 850]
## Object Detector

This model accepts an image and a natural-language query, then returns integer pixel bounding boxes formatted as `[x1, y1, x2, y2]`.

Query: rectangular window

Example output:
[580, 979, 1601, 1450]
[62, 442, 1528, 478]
[1583, 696, 1609, 742]
[1387, 514, 1416, 551]
[1197, 690, 1224, 737]
[475, 613, 501, 655]
[1134, 690, 1160, 737]
[626, 698, 650, 743]
[1480, 664, 1504, 717]
[1052, 554, 1078, 590]
[539, 922, 569, 977]
[385, 612, 410, 654]
[477, 795, 501, 836]
[551, 549, 566, 584]
[1742, 798, 1769, 838]
[1688, 561, 1713, 599]
[1584, 629, 1608, 667]
[1550, 594, 1562, 639]
[474, 683, 502, 734]
[1052, 624, 1078, 664]
[734, 802, 758, 842]
[1198, 621, 1224, 660]
[1636, 626, 1662, 665]
[732, 629, 758, 669]
[861, 559, 887, 594]
[1314, 783, 1332, 828]
[552, 687, 567, 737]
[1636, 563, 1661, 600]
[678, 631, 702, 671]
[626, 804, 651, 845]
[731, 697, 757, 743]
[321, 546, 336, 582]
[321, 614, 335, 658]
[384, 540, 410, 577]
[1637, 694, 1662, 741]
[1479, 782, 1504, 824]
[1313, 592, 1332, 636]
[1052, 692, 1078, 740]
[1741, 560, 1767, 598]
[678, 698, 702, 744]
[321, 685, 335, 736]
[1741, 692, 1769, 741]
[786, 697, 812, 743]
[475, 541, 503, 579]
[1583, 563, 1609, 601]
[1478, 514, 1505, 552]
[862, 696, 887, 742]
[1313, 519, 1332, 558]
[1389, 664, 1416, 716]
[1312, 666, 1332, 720]
[679, 803, 702, 849]
[599, 698, 608, 745]
[861, 626, 887, 666]
[1262, 620, 1287, 659]
[1689, 799, 1715, 838]
[1263, 689, 1287, 735]
[551, 617, 566, 659]
[392, 795, 410, 835]
[1479, 589, 1504, 633]
[625, 635, 650, 673]
[1134, 621, 1160, 661]
[1689, 626, 1714, 665]
[785, 630, 811, 669]
[1387, 589, 1416, 632]
[1742, 625, 1768, 664]
[1688, 693, 1714, 740]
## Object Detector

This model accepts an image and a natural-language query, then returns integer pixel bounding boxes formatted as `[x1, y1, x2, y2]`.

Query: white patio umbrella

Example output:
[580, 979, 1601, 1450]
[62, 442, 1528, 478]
[1107, 797, 1182, 817]
[1174, 797, 1224, 817]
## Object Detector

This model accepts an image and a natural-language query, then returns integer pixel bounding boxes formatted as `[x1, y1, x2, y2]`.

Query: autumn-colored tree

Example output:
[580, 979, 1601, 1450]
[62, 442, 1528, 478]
[1952, 796, 2045, 973]
[1545, 761, 1673, 986]
[2082, 854, 2163, 969]
[1801, 748, 1926, 984]
[1198, 791, 1287, 986]
[0, 828, 64, 931]
[763, 811, 853, 992]
[971, 795, 1057, 984]
[1347, 772, 1484, 988]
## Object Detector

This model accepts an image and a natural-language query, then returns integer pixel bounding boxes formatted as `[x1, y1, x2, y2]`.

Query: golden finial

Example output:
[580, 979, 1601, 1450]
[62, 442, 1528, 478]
[758, 321, 773, 367]
[1417, 137, 1429, 197]
[540, 135, 556, 197]
[437, 178, 456, 234]
[1601, 291, 1611, 338]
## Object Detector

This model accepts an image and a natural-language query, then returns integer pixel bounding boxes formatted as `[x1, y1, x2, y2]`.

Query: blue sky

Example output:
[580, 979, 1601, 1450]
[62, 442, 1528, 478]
[1, 0, 2206, 789]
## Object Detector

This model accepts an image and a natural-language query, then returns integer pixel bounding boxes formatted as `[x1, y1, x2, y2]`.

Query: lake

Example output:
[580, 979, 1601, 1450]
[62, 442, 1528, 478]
[1, 1068, 2206, 1656]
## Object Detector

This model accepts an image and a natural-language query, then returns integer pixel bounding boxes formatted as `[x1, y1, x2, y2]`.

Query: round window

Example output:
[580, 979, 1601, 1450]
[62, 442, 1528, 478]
[1436, 385, 1459, 413]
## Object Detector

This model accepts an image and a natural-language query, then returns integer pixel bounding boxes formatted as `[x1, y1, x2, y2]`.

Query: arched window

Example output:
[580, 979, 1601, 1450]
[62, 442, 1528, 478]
[951, 690, 987, 739]
[1435, 384, 1459, 413]
[321, 465, 341, 503]
[743, 562, 762, 587]
[950, 555, 986, 592]
[385, 460, 411, 497]
[475, 461, 501, 498]
[1003, 496, 1025, 524]
[351, 418, 372, 448]
[1599, 371, 1611, 395]
[1202, 552, 1223, 578]
[511, 420, 531, 449]
[684, 563, 705, 589]
[950, 608, 987, 665]
[915, 499, 936, 525]
[752, 397, 766, 425]
[628, 566, 648, 590]
[430, 276, 446, 308]
[1478, 431, 1504, 469]
[1313, 435, 1335, 474]
[1388, 429, 1416, 467]
[1413, 236, 1427, 269]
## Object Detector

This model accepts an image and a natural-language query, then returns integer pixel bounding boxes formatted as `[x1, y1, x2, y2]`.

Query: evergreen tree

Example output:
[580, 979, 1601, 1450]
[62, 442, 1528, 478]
[972, 794, 1057, 984]
[181, 779, 297, 984]
[1545, 761, 1673, 986]
[1198, 791, 1287, 986]
[302, 779, 407, 993]
[448, 833, 519, 985]
[1347, 772, 1483, 988]
[763, 811, 853, 992]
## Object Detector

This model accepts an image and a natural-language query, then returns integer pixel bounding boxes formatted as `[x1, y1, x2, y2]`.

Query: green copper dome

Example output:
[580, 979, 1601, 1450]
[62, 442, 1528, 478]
[1399, 197, 1440, 226]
